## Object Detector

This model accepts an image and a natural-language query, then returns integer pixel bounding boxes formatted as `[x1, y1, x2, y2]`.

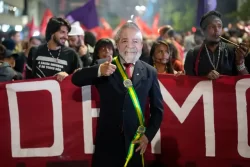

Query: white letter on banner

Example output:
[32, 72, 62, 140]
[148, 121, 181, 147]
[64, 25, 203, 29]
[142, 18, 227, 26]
[159, 80, 215, 157]
[151, 129, 161, 154]
[6, 80, 64, 157]
[235, 79, 250, 158]
[82, 86, 98, 154]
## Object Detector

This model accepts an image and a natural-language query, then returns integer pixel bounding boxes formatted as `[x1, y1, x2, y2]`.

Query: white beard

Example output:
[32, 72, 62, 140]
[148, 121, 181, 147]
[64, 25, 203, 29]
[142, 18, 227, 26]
[120, 51, 141, 63]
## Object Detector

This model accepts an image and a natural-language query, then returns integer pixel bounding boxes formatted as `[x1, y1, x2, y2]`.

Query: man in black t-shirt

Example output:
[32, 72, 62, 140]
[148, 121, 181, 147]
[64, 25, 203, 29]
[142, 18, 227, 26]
[26, 17, 82, 81]
[184, 11, 249, 79]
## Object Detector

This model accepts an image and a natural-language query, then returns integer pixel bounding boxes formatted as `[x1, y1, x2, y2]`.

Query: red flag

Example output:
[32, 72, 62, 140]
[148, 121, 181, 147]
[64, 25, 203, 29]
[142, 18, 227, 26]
[89, 26, 102, 39]
[98, 29, 112, 39]
[27, 17, 36, 38]
[100, 18, 112, 30]
[98, 18, 112, 39]
[152, 13, 160, 35]
[135, 17, 152, 37]
[80, 24, 104, 40]
[40, 9, 53, 36]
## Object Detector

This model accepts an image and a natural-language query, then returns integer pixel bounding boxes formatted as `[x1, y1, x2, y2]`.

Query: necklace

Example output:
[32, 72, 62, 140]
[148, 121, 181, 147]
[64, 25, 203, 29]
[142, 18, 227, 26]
[47, 43, 61, 62]
[204, 43, 221, 70]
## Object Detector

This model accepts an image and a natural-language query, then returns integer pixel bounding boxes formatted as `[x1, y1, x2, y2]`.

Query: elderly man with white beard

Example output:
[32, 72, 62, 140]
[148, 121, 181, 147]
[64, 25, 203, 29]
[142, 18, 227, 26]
[71, 22, 164, 167]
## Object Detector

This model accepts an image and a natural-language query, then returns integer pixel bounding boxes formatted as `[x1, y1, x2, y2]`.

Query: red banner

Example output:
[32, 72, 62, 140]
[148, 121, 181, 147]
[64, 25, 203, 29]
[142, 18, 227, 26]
[0, 75, 250, 167]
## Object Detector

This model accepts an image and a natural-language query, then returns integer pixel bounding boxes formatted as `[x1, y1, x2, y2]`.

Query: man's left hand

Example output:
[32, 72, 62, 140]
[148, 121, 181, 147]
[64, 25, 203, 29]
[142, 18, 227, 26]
[235, 43, 249, 64]
[133, 135, 149, 154]
[56, 72, 69, 82]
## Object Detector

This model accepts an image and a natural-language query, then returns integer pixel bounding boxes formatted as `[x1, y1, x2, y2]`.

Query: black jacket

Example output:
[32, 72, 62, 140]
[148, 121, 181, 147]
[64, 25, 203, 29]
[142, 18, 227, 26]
[184, 42, 237, 76]
[79, 44, 94, 67]
[80, 51, 93, 67]
[71, 60, 164, 167]
[0, 62, 22, 82]
[14, 52, 27, 73]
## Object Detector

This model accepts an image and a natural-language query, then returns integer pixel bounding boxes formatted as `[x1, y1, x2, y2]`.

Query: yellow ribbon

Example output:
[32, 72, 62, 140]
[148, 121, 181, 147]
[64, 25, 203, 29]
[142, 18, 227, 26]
[113, 57, 145, 167]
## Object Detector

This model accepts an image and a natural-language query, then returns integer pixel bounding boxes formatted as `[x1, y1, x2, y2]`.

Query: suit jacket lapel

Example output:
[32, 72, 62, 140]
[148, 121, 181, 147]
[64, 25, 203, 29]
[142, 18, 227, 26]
[132, 61, 145, 89]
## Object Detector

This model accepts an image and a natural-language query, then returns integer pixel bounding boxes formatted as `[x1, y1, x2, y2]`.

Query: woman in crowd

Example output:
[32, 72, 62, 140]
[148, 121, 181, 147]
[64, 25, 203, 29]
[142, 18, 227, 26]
[149, 40, 184, 75]
[167, 40, 185, 72]
[91, 38, 116, 65]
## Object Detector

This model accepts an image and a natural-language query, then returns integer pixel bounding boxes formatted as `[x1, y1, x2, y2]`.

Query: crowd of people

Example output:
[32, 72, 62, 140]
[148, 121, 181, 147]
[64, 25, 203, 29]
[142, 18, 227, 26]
[0, 10, 250, 82]
[0, 10, 250, 167]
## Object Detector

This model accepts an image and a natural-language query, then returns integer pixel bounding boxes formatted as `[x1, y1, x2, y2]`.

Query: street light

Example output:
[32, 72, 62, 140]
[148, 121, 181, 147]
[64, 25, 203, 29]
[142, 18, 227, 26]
[15, 25, 23, 32]
[135, 5, 146, 12]
[2, 24, 10, 32]
[140, 5, 146, 11]
[135, 5, 146, 15]
[33, 30, 40, 36]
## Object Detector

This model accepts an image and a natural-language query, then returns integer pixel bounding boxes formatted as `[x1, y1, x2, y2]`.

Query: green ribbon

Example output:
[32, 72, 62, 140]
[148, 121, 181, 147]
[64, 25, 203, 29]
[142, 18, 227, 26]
[113, 57, 145, 167]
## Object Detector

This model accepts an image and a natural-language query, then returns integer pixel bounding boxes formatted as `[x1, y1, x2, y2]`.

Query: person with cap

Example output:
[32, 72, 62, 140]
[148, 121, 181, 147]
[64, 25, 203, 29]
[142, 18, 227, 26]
[68, 21, 93, 67]
[26, 17, 82, 81]
[0, 44, 22, 82]
[184, 10, 249, 79]
[71, 22, 163, 167]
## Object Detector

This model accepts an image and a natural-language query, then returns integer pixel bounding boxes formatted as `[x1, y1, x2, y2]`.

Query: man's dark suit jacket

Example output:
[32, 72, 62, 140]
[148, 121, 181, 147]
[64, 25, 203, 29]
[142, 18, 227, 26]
[71, 59, 164, 167]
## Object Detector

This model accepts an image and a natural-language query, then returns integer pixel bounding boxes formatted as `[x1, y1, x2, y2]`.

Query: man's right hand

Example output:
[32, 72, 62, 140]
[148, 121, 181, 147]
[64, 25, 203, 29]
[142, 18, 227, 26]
[100, 56, 116, 76]
[207, 70, 220, 80]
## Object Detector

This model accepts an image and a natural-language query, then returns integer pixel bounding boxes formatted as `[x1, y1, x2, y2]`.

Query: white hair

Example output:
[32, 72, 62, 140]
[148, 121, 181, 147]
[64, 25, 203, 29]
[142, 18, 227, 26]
[115, 22, 142, 43]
